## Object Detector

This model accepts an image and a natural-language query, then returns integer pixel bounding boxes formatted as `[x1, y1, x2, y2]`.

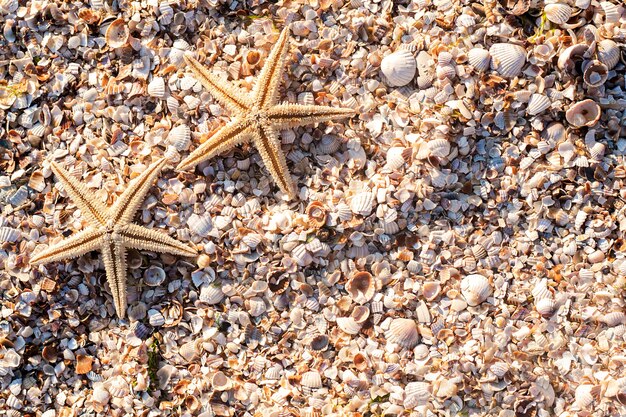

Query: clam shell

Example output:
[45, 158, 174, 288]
[385, 318, 419, 349]
[105, 18, 129, 48]
[336, 317, 362, 335]
[381, 50, 417, 87]
[544, 3, 572, 25]
[489, 43, 526, 77]
[0, 227, 20, 243]
[301, 370, 322, 390]
[385, 147, 411, 170]
[597, 39, 620, 70]
[541, 122, 566, 144]
[422, 281, 441, 301]
[467, 48, 491, 72]
[187, 213, 212, 237]
[535, 297, 556, 317]
[310, 334, 329, 351]
[600, 1, 620, 23]
[460, 274, 491, 306]
[350, 192, 374, 216]
[566, 99, 601, 128]
[179, 340, 201, 362]
[428, 138, 451, 158]
[144, 266, 166, 286]
[75, 354, 93, 375]
[404, 381, 430, 409]
[526, 94, 551, 116]
[346, 271, 375, 304]
[583, 60, 608, 88]
[211, 371, 232, 391]
[317, 135, 341, 154]
[199, 285, 224, 305]
[167, 124, 192, 151]
[147, 77, 166, 98]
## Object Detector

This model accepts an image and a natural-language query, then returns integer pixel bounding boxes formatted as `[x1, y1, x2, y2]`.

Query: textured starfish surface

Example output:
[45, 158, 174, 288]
[30, 158, 197, 319]
[177, 24, 356, 199]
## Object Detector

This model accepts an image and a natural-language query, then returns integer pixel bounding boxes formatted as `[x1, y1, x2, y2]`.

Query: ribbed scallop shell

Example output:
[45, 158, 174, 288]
[336, 317, 362, 335]
[601, 312, 626, 327]
[460, 274, 491, 306]
[583, 60, 608, 88]
[467, 48, 491, 72]
[535, 297, 556, 317]
[544, 3, 572, 25]
[527, 94, 551, 116]
[532, 278, 552, 301]
[346, 271, 375, 304]
[301, 371, 322, 389]
[381, 50, 417, 87]
[385, 147, 410, 170]
[0, 227, 20, 243]
[179, 340, 201, 362]
[385, 318, 419, 349]
[317, 135, 341, 154]
[600, 1, 620, 23]
[167, 124, 191, 151]
[489, 43, 526, 77]
[541, 122, 566, 144]
[187, 213, 212, 237]
[105, 18, 129, 48]
[148, 76, 166, 98]
[428, 138, 451, 158]
[350, 192, 374, 216]
[199, 285, 224, 305]
[144, 266, 166, 286]
[147, 309, 165, 327]
[404, 381, 430, 409]
[597, 39, 620, 70]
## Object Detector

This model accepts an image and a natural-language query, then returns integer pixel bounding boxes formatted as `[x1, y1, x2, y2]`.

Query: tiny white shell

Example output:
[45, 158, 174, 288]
[460, 274, 491, 306]
[404, 381, 430, 409]
[467, 48, 491, 72]
[526, 94, 551, 116]
[381, 50, 417, 87]
[0, 227, 20, 243]
[147, 77, 166, 98]
[385, 318, 419, 349]
[535, 297, 556, 317]
[489, 43, 526, 77]
[601, 312, 626, 327]
[583, 60, 608, 88]
[428, 138, 451, 158]
[541, 122, 566, 144]
[301, 370, 322, 389]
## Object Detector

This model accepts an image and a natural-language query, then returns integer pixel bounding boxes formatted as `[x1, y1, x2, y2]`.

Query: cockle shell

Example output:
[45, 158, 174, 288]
[199, 285, 224, 305]
[167, 124, 192, 151]
[350, 192, 374, 216]
[467, 48, 491, 72]
[535, 297, 557, 317]
[381, 50, 417, 87]
[422, 282, 441, 301]
[0, 227, 19, 243]
[385, 318, 419, 349]
[600, 1, 620, 23]
[582, 60, 608, 88]
[148, 309, 165, 327]
[144, 266, 166, 286]
[147, 77, 166, 98]
[526, 94, 551, 116]
[187, 213, 212, 237]
[460, 274, 491, 306]
[346, 271, 375, 304]
[428, 138, 451, 158]
[385, 147, 411, 170]
[105, 19, 129, 48]
[336, 317, 362, 335]
[301, 371, 323, 394]
[489, 43, 526, 77]
[597, 39, 620, 70]
[541, 122, 566, 144]
[544, 3, 572, 25]
[404, 382, 430, 408]
[601, 312, 626, 327]
[566, 99, 601, 128]
[211, 371, 232, 391]
[317, 135, 341, 154]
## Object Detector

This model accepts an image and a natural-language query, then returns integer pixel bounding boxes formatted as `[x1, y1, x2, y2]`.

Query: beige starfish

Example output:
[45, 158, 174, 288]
[176, 24, 356, 199]
[30, 158, 197, 319]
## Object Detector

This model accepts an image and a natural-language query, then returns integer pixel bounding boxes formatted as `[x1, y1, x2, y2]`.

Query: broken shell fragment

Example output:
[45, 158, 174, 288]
[583, 60, 608, 88]
[566, 99, 601, 128]
[105, 19, 130, 48]
[345, 271, 375, 304]
[144, 266, 166, 286]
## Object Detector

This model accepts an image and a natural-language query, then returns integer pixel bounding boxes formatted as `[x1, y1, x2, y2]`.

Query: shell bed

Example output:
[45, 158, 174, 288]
[1, 0, 626, 416]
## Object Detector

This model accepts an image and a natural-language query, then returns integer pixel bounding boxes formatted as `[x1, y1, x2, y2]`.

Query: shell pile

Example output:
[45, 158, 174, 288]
[1, 0, 626, 416]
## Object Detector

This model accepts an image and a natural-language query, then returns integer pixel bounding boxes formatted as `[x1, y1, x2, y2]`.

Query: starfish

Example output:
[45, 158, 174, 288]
[176, 24, 356, 199]
[30, 158, 197, 319]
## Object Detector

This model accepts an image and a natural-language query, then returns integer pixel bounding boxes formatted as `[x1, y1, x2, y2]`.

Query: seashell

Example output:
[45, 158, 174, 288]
[490, 361, 509, 378]
[489, 43, 526, 78]
[306, 201, 327, 229]
[535, 298, 556, 317]
[144, 266, 166, 286]
[531, 278, 551, 301]
[310, 334, 329, 351]
[600, 1, 620, 23]
[28, 171, 46, 192]
[351, 305, 370, 324]
[0, 227, 20, 243]
[0, 0, 18, 13]
[345, 271, 375, 304]
[187, 213, 212, 237]
[526, 94, 551, 116]
[9, 186, 29, 206]
[498, 0, 530, 15]
[167, 124, 191, 151]
[75, 354, 93, 374]
[436, 64, 456, 80]
[582, 60, 608, 88]
[601, 312, 626, 327]
[247, 297, 266, 317]
[467, 48, 491, 72]
[597, 39, 620, 70]
[428, 138, 450, 158]
[566, 99, 601, 128]
[587, 250, 604, 264]
[199, 285, 224, 305]
[301, 371, 322, 394]
[541, 122, 565, 144]
[105, 18, 129, 48]
[128, 302, 147, 321]
[317, 135, 341, 154]
[404, 381, 430, 409]
[211, 371, 232, 391]
[421, 282, 441, 301]
[179, 340, 201, 362]
[574, 384, 595, 409]
[147, 309, 165, 327]
[385, 318, 419, 349]
[558, 44, 588, 74]
[147, 77, 166, 98]
[92, 384, 110, 405]
[460, 274, 491, 306]
[350, 192, 374, 216]
[381, 50, 417, 87]
[589, 142, 605, 160]
[42, 345, 58, 362]
[337, 317, 362, 335]
[132, 321, 152, 339]
[385, 147, 411, 170]
[544, 3, 572, 25]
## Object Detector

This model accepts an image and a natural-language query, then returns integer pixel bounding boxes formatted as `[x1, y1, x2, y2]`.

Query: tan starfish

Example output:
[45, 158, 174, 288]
[30, 158, 197, 319]
[176, 24, 356, 199]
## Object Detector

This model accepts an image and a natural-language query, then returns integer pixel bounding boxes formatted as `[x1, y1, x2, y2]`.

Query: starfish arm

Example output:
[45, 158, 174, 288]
[120, 223, 197, 258]
[267, 104, 356, 129]
[109, 158, 168, 225]
[30, 228, 105, 265]
[183, 54, 252, 113]
[50, 162, 108, 227]
[176, 120, 253, 171]
[101, 239, 128, 319]
[253, 25, 292, 110]
[253, 125, 296, 199]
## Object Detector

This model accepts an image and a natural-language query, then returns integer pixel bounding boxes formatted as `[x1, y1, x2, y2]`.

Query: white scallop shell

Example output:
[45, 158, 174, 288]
[436, 64, 456, 80]
[385, 147, 410, 170]
[535, 297, 556, 317]
[600, 1, 620, 23]
[301, 370, 322, 389]
[385, 318, 419, 349]
[489, 43, 526, 77]
[428, 138, 451, 158]
[167, 124, 191, 151]
[148, 77, 166, 98]
[541, 122, 566, 144]
[350, 192, 374, 216]
[467, 48, 491, 72]
[601, 312, 626, 327]
[404, 381, 430, 409]
[531, 278, 551, 301]
[597, 39, 620, 70]
[490, 361, 509, 378]
[91, 384, 110, 405]
[187, 213, 212, 237]
[147, 309, 165, 327]
[574, 385, 595, 409]
[589, 142, 605, 160]
[144, 266, 166, 286]
[544, 3, 572, 25]
[199, 285, 224, 305]
[381, 50, 417, 87]
[460, 274, 491, 306]
[336, 317, 362, 335]
[526, 94, 551, 116]
[0, 227, 20, 243]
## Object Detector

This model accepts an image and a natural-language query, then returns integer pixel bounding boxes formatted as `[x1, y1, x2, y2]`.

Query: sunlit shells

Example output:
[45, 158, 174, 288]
[566, 99, 601, 128]
[535, 297, 557, 317]
[427, 138, 450, 158]
[199, 285, 224, 305]
[306, 201, 327, 229]
[301, 371, 323, 394]
[336, 317, 362, 335]
[75, 354, 93, 374]
[467, 48, 491, 72]
[187, 213, 212, 237]
[105, 19, 129, 48]
[381, 50, 416, 87]
[544, 3, 572, 25]
[489, 43, 526, 77]
[600, 1, 620, 23]
[350, 191, 374, 216]
[542, 122, 566, 144]
[167, 124, 192, 151]
[0, 227, 19, 243]
[310, 334, 329, 351]
[148, 309, 165, 327]
[385, 147, 411, 170]
[144, 266, 166, 286]
[601, 312, 626, 327]
[597, 39, 620, 70]
[460, 274, 491, 306]
[385, 318, 419, 349]
[526, 94, 551, 116]
[583, 60, 608, 88]
[179, 340, 201, 362]
[346, 271, 375, 304]
[147, 77, 166, 98]
[211, 371, 232, 391]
